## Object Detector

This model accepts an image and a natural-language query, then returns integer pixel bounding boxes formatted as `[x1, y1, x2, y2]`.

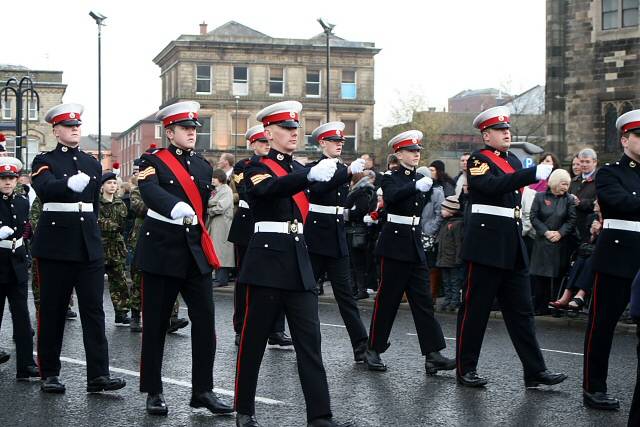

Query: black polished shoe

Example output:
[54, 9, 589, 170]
[189, 391, 234, 414]
[41, 376, 66, 393]
[166, 317, 189, 334]
[525, 370, 568, 388]
[308, 416, 356, 427]
[65, 308, 77, 320]
[355, 290, 369, 300]
[17, 365, 39, 381]
[268, 332, 293, 348]
[365, 349, 387, 371]
[583, 390, 620, 410]
[0, 350, 10, 364]
[129, 315, 142, 333]
[87, 375, 126, 392]
[115, 312, 131, 326]
[236, 413, 261, 427]
[457, 371, 488, 387]
[425, 351, 456, 375]
[353, 341, 367, 363]
[146, 393, 168, 415]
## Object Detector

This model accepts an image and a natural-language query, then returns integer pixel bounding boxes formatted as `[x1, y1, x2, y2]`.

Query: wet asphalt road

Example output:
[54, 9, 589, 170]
[0, 286, 637, 427]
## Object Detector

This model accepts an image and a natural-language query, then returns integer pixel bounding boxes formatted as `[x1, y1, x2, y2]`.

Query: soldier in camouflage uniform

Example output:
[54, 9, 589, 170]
[129, 178, 187, 334]
[99, 172, 131, 325]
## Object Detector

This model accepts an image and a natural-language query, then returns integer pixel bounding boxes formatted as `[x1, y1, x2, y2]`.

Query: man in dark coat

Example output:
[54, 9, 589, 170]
[569, 148, 598, 244]
[456, 106, 567, 389]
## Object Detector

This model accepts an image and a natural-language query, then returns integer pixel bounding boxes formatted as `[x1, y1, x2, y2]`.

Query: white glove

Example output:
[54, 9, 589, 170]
[67, 172, 90, 193]
[308, 158, 338, 182]
[170, 202, 196, 220]
[536, 164, 553, 180]
[348, 158, 366, 175]
[415, 176, 433, 192]
[0, 226, 13, 239]
[363, 214, 377, 225]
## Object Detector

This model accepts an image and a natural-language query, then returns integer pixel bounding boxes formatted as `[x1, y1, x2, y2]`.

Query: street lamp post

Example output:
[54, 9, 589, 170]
[234, 95, 239, 158]
[1, 77, 40, 164]
[89, 11, 107, 162]
[317, 18, 335, 122]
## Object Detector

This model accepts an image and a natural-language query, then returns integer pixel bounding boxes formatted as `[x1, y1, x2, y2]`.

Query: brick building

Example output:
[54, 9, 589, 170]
[546, 0, 640, 161]
[110, 115, 162, 179]
[448, 88, 512, 113]
[0, 64, 67, 169]
[152, 21, 379, 161]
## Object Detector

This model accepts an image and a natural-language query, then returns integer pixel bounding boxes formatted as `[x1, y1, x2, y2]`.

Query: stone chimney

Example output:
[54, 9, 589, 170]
[199, 22, 208, 35]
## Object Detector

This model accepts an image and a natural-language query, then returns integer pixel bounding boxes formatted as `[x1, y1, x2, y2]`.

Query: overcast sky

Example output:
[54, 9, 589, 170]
[3, 1, 545, 136]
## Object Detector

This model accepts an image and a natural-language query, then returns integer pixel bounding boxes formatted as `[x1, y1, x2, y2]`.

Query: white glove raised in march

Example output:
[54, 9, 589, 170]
[308, 158, 338, 182]
[363, 214, 376, 225]
[170, 201, 196, 220]
[67, 172, 90, 193]
[536, 164, 553, 181]
[415, 176, 433, 192]
[348, 158, 366, 175]
[0, 226, 14, 240]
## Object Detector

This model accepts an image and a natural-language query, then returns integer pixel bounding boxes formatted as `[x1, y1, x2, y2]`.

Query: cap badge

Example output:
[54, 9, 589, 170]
[404, 169, 410, 175]
[277, 153, 285, 161]
[61, 146, 68, 152]
[4, 165, 10, 171]
[188, 112, 194, 119]
[498, 115, 504, 121]
[69, 112, 76, 119]
[289, 112, 296, 118]
[336, 130, 341, 135]
[412, 138, 417, 144]
[631, 161, 637, 168]
[176, 148, 183, 155]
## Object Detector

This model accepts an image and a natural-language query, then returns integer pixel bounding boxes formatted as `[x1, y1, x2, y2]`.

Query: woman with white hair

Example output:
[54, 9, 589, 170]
[529, 169, 577, 315]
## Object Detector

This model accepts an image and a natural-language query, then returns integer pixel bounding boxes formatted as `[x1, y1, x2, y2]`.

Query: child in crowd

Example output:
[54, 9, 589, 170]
[435, 196, 464, 311]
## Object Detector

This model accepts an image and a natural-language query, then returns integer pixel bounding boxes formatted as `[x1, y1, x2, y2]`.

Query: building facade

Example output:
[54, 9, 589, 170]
[152, 21, 379, 161]
[0, 64, 67, 170]
[448, 88, 512, 113]
[546, 0, 640, 161]
[110, 115, 162, 179]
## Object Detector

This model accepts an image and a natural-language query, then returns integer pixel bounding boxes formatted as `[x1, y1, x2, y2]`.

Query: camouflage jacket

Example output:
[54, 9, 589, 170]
[127, 186, 148, 250]
[99, 195, 128, 261]
[30, 197, 42, 234]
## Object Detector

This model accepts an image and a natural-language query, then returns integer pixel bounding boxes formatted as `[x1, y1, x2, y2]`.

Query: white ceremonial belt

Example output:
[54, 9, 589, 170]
[239, 200, 250, 209]
[387, 213, 420, 226]
[471, 204, 521, 220]
[43, 202, 93, 213]
[0, 237, 23, 250]
[254, 221, 304, 234]
[603, 219, 640, 233]
[309, 203, 344, 215]
[147, 209, 198, 226]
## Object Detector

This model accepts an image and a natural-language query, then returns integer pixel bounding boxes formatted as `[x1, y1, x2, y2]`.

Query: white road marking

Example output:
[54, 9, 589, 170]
[320, 323, 346, 329]
[405, 334, 584, 356]
[35, 354, 283, 405]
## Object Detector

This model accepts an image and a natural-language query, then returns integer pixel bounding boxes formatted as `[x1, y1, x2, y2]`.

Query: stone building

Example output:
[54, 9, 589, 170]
[546, 0, 640, 161]
[0, 64, 67, 169]
[152, 21, 379, 161]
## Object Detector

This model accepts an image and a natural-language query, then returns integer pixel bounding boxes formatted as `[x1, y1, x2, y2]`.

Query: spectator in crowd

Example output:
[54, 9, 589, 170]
[429, 160, 456, 197]
[529, 152, 561, 193]
[435, 196, 464, 311]
[361, 153, 382, 188]
[569, 148, 598, 244]
[570, 153, 582, 179]
[345, 170, 377, 299]
[550, 200, 602, 311]
[386, 153, 399, 172]
[454, 153, 470, 198]
[418, 166, 444, 299]
[207, 168, 235, 287]
[529, 169, 576, 315]
[216, 153, 235, 182]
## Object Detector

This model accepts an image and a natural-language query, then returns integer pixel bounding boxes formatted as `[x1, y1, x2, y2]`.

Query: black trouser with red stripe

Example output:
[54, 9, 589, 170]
[368, 257, 445, 355]
[37, 258, 109, 380]
[583, 272, 631, 393]
[456, 262, 546, 377]
[310, 253, 368, 349]
[234, 285, 331, 421]
[233, 244, 286, 335]
[140, 266, 215, 393]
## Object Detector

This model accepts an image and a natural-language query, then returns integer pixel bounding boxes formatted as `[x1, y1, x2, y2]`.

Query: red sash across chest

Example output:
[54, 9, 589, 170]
[260, 157, 309, 223]
[480, 149, 524, 194]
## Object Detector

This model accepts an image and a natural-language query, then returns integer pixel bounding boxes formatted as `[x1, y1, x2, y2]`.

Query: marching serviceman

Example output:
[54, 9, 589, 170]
[135, 101, 232, 416]
[228, 124, 292, 348]
[456, 106, 567, 388]
[582, 109, 640, 410]
[305, 121, 369, 362]
[0, 156, 38, 380]
[366, 130, 455, 374]
[31, 103, 125, 394]
[234, 101, 352, 427]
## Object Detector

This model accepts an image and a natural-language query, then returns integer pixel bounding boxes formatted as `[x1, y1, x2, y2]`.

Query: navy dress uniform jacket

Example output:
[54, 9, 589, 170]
[461, 148, 537, 270]
[31, 143, 103, 262]
[134, 145, 213, 279]
[591, 154, 640, 279]
[0, 193, 29, 284]
[228, 158, 254, 246]
[304, 157, 350, 259]
[238, 149, 316, 291]
[375, 165, 427, 263]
